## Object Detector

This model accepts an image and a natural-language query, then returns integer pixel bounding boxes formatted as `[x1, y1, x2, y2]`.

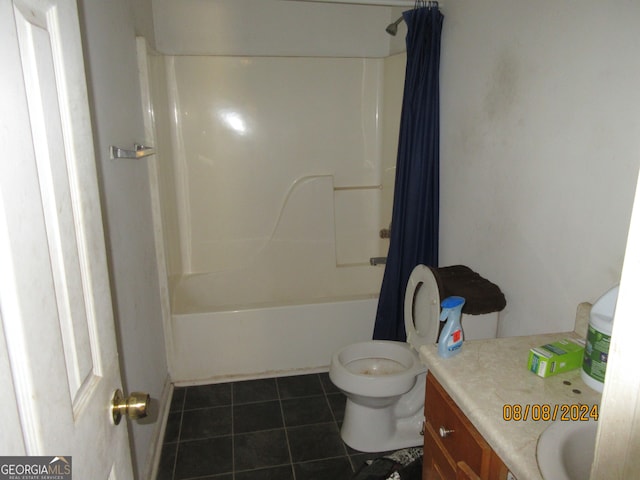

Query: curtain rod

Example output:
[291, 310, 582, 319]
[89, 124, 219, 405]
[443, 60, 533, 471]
[284, 0, 418, 6]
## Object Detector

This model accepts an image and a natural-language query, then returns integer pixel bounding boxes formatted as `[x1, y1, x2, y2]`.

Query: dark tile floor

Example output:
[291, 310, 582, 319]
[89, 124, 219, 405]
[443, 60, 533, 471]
[157, 372, 381, 480]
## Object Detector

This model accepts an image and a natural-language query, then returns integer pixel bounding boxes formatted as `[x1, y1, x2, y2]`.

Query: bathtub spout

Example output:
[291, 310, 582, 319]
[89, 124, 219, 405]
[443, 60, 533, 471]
[370, 257, 387, 266]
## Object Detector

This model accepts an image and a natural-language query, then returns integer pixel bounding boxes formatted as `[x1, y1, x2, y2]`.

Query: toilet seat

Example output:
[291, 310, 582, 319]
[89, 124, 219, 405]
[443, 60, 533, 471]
[404, 264, 441, 350]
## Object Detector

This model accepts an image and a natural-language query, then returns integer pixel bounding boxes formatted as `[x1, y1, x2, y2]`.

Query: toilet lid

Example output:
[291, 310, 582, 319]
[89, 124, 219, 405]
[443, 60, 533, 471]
[404, 264, 441, 350]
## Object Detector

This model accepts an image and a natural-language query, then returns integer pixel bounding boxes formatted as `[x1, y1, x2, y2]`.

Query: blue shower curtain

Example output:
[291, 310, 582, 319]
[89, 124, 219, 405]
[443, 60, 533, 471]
[373, 4, 443, 341]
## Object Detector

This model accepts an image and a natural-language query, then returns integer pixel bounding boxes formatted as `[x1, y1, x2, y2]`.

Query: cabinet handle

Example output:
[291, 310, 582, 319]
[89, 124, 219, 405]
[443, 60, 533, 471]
[439, 426, 455, 438]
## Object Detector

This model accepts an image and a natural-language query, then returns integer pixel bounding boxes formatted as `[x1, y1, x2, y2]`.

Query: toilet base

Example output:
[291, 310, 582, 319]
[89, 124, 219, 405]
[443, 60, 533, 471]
[339, 373, 426, 453]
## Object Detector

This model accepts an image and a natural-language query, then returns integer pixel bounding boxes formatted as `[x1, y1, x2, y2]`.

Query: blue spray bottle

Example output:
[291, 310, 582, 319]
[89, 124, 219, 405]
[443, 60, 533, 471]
[438, 296, 466, 358]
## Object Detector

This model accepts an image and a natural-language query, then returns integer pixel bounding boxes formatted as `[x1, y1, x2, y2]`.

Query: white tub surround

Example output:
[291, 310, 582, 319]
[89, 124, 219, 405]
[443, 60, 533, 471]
[419, 331, 601, 480]
[166, 56, 388, 277]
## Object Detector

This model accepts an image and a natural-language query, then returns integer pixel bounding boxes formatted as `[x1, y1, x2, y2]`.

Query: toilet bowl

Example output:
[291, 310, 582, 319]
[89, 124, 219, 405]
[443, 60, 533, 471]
[329, 264, 499, 452]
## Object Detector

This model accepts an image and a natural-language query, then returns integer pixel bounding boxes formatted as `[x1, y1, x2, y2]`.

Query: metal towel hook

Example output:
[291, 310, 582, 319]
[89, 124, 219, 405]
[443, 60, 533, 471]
[110, 143, 155, 159]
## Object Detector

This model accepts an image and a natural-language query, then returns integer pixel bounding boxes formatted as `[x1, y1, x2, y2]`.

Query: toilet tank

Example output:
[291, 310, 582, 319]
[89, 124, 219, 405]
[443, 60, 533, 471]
[461, 312, 499, 340]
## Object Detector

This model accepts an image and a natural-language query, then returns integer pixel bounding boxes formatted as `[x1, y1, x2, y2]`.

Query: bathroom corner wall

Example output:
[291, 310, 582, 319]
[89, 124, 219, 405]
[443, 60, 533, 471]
[438, 0, 640, 336]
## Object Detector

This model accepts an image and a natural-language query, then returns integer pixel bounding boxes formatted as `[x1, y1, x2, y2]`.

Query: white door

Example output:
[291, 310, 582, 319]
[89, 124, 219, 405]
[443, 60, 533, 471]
[0, 0, 134, 478]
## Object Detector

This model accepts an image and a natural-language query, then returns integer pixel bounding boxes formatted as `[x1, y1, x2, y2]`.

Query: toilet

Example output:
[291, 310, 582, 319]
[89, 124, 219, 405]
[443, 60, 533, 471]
[329, 264, 500, 452]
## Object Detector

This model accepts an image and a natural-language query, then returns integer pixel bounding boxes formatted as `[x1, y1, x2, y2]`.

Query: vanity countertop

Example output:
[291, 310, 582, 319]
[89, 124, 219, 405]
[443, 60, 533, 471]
[419, 331, 602, 480]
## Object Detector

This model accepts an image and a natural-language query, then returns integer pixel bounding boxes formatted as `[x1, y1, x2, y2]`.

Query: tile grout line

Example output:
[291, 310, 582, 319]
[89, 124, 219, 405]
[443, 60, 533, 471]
[172, 388, 185, 480]
[231, 382, 235, 480]
[276, 376, 297, 480]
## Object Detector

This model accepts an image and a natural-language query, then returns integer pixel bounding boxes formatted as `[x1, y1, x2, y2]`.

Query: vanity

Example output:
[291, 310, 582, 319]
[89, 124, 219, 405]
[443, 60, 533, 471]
[418, 318, 601, 480]
[423, 371, 509, 479]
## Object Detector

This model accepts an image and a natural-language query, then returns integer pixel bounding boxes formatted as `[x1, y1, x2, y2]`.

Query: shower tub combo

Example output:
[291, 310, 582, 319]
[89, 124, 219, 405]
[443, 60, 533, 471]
[138, 44, 404, 383]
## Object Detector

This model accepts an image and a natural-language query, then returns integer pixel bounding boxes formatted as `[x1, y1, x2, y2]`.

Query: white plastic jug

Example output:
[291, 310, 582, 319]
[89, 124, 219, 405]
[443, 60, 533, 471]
[581, 285, 618, 392]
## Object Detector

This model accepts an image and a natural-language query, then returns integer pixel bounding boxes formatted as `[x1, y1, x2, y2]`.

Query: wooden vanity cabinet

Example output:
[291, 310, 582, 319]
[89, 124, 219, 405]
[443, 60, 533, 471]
[423, 373, 509, 480]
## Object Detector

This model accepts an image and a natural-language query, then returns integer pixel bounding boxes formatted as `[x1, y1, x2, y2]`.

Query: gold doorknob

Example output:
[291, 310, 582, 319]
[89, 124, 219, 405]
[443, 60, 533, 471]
[112, 389, 150, 425]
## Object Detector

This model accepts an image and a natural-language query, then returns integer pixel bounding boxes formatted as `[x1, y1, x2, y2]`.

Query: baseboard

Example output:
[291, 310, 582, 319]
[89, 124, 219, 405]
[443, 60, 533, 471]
[172, 365, 330, 387]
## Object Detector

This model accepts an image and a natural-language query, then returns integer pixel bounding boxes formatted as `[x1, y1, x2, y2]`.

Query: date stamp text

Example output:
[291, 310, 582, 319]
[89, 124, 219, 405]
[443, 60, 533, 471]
[502, 403, 598, 422]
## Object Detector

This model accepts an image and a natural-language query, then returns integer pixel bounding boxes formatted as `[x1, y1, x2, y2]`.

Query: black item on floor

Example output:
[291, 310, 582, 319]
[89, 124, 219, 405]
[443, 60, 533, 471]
[351, 448, 423, 480]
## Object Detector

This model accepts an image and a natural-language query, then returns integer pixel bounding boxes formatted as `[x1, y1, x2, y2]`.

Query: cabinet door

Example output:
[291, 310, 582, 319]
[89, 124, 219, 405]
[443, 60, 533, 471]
[423, 421, 456, 480]
[423, 373, 511, 480]
[457, 461, 482, 480]
[425, 374, 491, 477]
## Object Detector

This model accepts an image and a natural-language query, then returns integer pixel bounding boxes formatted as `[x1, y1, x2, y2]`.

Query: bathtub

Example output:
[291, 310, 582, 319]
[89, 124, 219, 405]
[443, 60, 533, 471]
[170, 275, 381, 384]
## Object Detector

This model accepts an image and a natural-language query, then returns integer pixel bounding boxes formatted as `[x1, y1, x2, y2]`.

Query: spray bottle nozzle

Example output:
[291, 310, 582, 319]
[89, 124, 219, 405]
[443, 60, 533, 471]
[439, 296, 465, 321]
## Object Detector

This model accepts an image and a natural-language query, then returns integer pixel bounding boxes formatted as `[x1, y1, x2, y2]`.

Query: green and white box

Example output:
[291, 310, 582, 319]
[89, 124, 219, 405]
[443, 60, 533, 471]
[528, 338, 585, 378]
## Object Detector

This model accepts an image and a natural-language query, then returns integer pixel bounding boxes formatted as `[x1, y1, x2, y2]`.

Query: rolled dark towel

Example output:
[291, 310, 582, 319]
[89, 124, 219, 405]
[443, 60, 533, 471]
[429, 265, 506, 315]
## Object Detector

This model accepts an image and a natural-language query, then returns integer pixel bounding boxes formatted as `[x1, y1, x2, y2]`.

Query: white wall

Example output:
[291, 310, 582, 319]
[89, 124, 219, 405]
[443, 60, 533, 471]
[389, 6, 408, 54]
[78, 0, 168, 477]
[130, 0, 155, 47]
[439, 0, 640, 336]
[152, 0, 397, 57]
